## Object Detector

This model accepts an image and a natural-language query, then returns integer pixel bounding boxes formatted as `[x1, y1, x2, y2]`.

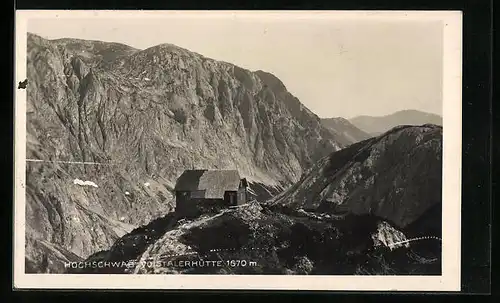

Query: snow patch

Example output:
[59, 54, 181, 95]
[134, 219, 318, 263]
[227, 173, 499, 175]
[73, 179, 98, 188]
[144, 77, 150, 81]
[125, 191, 130, 196]
[144, 182, 150, 187]
[119, 216, 126, 221]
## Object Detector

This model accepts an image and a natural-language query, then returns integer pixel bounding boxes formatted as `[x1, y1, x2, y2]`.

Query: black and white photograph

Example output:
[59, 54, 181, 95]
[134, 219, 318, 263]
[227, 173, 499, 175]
[13, 10, 462, 291]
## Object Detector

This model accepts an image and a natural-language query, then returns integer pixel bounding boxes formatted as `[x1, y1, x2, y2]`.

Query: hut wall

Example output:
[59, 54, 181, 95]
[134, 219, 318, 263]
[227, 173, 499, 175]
[237, 187, 247, 205]
[175, 192, 228, 218]
[224, 191, 238, 206]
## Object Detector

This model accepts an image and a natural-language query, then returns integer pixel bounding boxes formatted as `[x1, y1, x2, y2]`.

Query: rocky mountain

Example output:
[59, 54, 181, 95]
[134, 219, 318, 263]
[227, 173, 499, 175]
[349, 110, 443, 136]
[25, 33, 346, 273]
[321, 117, 372, 145]
[71, 125, 442, 275]
[270, 124, 443, 229]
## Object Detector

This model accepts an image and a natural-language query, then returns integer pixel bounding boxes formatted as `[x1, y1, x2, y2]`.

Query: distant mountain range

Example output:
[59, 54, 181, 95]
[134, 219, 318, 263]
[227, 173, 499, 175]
[349, 110, 443, 136]
[320, 117, 372, 145]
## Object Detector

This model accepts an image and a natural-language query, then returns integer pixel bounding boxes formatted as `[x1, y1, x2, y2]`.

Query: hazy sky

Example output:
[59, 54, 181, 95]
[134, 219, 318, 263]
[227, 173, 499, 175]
[28, 14, 444, 119]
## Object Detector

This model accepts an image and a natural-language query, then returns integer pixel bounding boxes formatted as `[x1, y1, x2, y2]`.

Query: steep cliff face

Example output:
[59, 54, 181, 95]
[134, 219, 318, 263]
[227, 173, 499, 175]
[271, 124, 442, 229]
[25, 33, 345, 272]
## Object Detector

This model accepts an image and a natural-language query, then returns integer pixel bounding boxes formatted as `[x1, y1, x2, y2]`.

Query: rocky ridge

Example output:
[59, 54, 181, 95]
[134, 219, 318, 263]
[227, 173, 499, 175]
[270, 124, 443, 229]
[72, 200, 441, 275]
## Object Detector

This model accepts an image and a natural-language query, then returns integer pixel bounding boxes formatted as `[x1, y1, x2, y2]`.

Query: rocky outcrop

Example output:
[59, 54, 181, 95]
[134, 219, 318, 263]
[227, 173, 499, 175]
[371, 221, 409, 251]
[270, 124, 443, 229]
[25, 33, 345, 272]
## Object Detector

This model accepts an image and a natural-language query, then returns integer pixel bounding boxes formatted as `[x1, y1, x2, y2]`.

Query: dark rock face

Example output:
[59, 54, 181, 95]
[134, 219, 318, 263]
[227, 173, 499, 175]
[25, 33, 345, 272]
[271, 124, 443, 229]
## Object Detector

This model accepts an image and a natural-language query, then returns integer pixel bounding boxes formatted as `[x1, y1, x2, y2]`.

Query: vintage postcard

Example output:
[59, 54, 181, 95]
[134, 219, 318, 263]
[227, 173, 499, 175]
[13, 10, 462, 291]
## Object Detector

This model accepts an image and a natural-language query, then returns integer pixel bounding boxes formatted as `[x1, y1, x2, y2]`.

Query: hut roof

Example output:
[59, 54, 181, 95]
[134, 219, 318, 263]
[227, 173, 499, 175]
[174, 169, 241, 199]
